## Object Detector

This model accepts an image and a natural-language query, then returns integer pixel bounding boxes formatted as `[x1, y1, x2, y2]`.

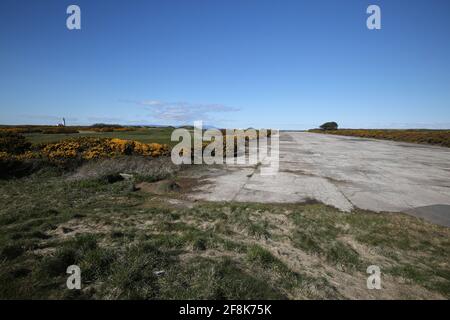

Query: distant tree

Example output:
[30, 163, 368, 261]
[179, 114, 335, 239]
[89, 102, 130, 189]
[319, 122, 338, 131]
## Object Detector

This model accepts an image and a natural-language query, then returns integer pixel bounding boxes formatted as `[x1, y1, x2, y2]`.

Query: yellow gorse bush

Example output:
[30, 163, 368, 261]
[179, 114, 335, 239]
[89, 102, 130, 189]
[191, 130, 269, 156]
[1, 137, 169, 162]
[43, 141, 81, 159]
[309, 129, 450, 148]
[0, 150, 41, 161]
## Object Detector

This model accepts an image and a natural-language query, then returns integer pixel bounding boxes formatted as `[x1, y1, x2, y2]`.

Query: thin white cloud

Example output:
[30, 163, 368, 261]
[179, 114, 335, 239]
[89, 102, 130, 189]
[123, 99, 240, 124]
[87, 116, 124, 123]
[140, 100, 162, 106]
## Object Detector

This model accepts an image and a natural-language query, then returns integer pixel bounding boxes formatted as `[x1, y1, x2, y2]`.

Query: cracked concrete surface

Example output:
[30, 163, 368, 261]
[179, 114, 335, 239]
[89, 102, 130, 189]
[188, 132, 450, 225]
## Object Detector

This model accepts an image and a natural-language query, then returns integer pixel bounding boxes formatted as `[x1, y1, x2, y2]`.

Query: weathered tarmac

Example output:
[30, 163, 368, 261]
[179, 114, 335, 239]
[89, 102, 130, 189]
[188, 132, 450, 226]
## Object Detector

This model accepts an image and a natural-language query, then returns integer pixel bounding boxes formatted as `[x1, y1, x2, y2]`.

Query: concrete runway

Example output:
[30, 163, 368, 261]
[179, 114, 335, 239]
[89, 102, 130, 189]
[189, 132, 450, 226]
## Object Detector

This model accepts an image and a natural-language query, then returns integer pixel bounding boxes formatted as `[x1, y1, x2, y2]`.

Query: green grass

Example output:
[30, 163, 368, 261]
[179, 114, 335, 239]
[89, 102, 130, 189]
[0, 168, 449, 299]
[24, 127, 179, 146]
[289, 205, 361, 268]
[158, 256, 287, 300]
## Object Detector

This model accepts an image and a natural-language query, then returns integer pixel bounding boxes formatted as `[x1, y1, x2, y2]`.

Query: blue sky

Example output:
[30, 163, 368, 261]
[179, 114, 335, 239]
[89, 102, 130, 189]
[1, 0, 449, 129]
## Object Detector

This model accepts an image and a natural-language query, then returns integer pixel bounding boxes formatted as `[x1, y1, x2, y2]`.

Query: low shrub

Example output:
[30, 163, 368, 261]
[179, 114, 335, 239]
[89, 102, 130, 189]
[0, 158, 51, 179]
[309, 129, 450, 147]
[35, 137, 169, 161]
[0, 126, 42, 134]
[0, 126, 79, 134]
[88, 123, 136, 132]
[68, 156, 179, 182]
[0, 132, 31, 154]
[41, 127, 79, 134]
[184, 129, 272, 159]
[0, 137, 171, 179]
